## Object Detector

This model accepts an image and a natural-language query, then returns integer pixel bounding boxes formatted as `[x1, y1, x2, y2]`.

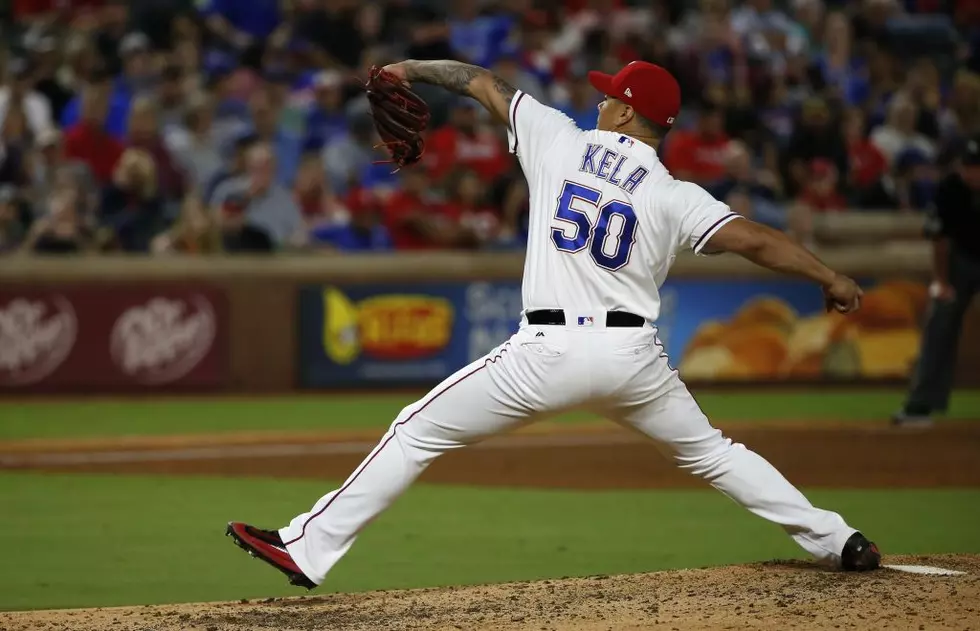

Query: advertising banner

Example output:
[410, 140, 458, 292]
[0, 286, 229, 391]
[298, 283, 522, 388]
[656, 278, 927, 381]
[298, 278, 928, 388]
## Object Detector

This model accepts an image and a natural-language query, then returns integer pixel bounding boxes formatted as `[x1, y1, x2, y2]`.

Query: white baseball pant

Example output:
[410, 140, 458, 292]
[281, 314, 857, 584]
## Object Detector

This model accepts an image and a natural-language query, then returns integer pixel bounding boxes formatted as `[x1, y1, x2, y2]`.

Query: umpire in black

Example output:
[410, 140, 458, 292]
[894, 137, 980, 426]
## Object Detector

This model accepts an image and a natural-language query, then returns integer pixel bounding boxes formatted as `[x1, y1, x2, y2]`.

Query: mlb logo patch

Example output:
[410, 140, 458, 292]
[577, 316, 595, 326]
[618, 136, 634, 148]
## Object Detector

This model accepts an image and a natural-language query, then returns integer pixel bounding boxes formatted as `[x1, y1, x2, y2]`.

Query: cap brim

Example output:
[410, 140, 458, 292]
[587, 71, 614, 97]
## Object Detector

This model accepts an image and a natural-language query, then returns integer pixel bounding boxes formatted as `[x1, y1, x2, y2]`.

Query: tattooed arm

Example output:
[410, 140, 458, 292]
[383, 60, 517, 126]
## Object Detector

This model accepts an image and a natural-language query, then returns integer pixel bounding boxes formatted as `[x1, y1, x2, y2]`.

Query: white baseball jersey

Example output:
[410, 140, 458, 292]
[507, 91, 740, 322]
[280, 88, 859, 585]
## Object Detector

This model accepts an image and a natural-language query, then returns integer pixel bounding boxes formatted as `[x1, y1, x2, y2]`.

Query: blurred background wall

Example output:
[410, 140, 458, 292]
[0, 0, 978, 393]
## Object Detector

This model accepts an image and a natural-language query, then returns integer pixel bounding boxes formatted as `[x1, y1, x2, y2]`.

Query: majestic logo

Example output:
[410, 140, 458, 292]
[0, 296, 77, 385]
[110, 295, 216, 384]
[666, 116, 675, 125]
[623, 87, 633, 98]
[321, 287, 454, 364]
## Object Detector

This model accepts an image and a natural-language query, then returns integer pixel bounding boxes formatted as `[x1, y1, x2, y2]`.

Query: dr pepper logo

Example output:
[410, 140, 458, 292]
[321, 287, 453, 364]
[0, 295, 77, 385]
[110, 295, 216, 384]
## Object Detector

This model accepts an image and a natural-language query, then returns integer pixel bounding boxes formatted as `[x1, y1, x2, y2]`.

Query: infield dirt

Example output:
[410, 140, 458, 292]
[2, 420, 978, 630]
[2, 554, 977, 630]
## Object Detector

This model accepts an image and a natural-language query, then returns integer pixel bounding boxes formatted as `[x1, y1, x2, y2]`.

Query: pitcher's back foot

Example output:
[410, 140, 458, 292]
[841, 531, 881, 571]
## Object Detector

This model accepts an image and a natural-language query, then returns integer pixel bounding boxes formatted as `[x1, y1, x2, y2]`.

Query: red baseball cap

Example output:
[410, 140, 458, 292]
[588, 61, 681, 128]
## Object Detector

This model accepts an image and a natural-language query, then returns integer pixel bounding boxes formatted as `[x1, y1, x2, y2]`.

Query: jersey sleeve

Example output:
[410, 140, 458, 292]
[671, 181, 742, 255]
[506, 90, 581, 168]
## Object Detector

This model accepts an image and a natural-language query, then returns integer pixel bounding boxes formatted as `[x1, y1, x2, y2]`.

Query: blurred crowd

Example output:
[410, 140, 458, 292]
[0, 0, 977, 255]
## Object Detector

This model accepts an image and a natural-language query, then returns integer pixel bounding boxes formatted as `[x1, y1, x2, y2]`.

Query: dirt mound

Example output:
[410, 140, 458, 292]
[4, 555, 977, 631]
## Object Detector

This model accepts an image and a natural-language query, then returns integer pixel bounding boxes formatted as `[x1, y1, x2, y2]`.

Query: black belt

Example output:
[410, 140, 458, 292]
[526, 310, 646, 327]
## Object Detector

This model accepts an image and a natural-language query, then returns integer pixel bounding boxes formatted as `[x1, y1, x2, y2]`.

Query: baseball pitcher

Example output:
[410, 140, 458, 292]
[227, 60, 881, 588]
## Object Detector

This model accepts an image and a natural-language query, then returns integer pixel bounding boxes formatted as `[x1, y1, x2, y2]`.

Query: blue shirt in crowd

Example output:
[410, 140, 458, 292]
[304, 109, 349, 150]
[198, 0, 282, 39]
[60, 79, 134, 138]
[558, 104, 597, 131]
[310, 223, 393, 252]
[449, 15, 514, 68]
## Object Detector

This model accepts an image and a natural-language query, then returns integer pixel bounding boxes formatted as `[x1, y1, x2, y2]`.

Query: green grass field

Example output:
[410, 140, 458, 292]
[2, 390, 980, 441]
[1, 472, 978, 611]
[1, 390, 979, 612]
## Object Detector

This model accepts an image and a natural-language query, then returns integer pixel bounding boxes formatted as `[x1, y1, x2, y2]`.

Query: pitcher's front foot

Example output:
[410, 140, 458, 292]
[226, 522, 316, 589]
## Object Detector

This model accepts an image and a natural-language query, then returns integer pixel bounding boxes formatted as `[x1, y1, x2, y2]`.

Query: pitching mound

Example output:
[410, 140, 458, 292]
[4, 555, 977, 631]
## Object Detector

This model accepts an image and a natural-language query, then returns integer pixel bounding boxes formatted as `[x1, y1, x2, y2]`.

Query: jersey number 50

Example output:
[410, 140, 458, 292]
[551, 181, 638, 271]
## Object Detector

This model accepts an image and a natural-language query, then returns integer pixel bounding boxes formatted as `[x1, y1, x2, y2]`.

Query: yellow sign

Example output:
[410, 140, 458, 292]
[321, 287, 454, 365]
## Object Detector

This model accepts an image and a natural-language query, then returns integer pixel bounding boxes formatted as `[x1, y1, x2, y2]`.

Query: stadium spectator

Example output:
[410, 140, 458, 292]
[61, 32, 156, 138]
[292, 0, 365, 71]
[444, 167, 499, 246]
[797, 158, 848, 212]
[125, 96, 185, 203]
[323, 113, 380, 195]
[664, 101, 731, 187]
[871, 93, 937, 166]
[211, 142, 303, 252]
[843, 108, 888, 196]
[556, 69, 600, 130]
[156, 64, 189, 131]
[166, 93, 223, 194]
[0, 57, 55, 144]
[199, 0, 283, 53]
[29, 128, 65, 208]
[99, 148, 165, 251]
[204, 130, 253, 204]
[448, 0, 515, 69]
[94, 0, 132, 76]
[304, 70, 348, 150]
[902, 57, 942, 139]
[0, 186, 27, 253]
[383, 167, 470, 250]
[244, 87, 299, 185]
[63, 78, 124, 186]
[150, 193, 220, 254]
[425, 97, 508, 183]
[28, 34, 75, 122]
[710, 140, 786, 230]
[309, 204, 393, 252]
[294, 151, 349, 230]
[893, 147, 939, 211]
[23, 183, 94, 254]
[939, 70, 980, 149]
[814, 11, 870, 106]
[491, 50, 547, 102]
[782, 96, 848, 197]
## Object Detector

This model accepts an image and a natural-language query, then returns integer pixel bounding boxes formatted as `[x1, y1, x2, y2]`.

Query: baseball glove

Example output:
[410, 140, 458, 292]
[364, 65, 431, 170]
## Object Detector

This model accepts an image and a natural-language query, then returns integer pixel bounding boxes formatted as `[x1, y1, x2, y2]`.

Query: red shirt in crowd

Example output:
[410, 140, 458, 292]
[848, 139, 887, 189]
[663, 131, 730, 184]
[13, 0, 103, 18]
[63, 121, 124, 185]
[128, 137, 185, 199]
[425, 126, 509, 182]
[383, 191, 460, 250]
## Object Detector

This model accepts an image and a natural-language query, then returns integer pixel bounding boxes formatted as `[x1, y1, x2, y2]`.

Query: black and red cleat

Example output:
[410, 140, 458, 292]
[225, 522, 316, 589]
[841, 532, 881, 571]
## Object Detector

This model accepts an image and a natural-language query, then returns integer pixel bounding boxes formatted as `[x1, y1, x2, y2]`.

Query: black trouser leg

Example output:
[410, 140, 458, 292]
[905, 248, 978, 413]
